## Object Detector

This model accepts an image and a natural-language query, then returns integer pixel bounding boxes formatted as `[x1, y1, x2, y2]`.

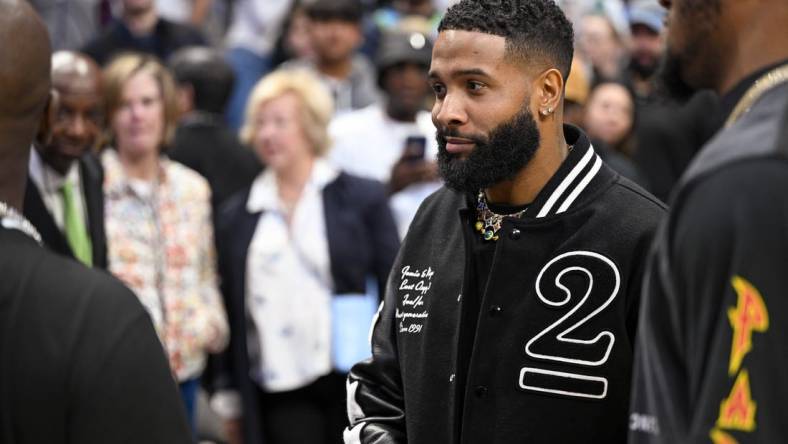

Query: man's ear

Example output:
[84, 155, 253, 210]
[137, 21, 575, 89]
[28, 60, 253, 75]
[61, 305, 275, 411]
[534, 68, 565, 119]
[36, 89, 59, 146]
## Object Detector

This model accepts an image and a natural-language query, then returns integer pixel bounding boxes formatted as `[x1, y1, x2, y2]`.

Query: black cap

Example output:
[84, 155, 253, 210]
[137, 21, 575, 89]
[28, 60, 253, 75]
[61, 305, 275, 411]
[303, 0, 363, 23]
[376, 31, 432, 74]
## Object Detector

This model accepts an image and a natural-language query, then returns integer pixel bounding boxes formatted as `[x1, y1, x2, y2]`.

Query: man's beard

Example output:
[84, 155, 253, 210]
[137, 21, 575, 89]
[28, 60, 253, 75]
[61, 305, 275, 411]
[629, 55, 659, 79]
[656, 48, 698, 103]
[657, 0, 722, 102]
[436, 107, 541, 194]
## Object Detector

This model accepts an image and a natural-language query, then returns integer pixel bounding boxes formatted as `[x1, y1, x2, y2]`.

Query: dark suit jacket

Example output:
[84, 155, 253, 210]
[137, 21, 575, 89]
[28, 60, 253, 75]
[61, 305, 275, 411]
[169, 113, 262, 213]
[215, 171, 401, 444]
[81, 18, 206, 66]
[23, 154, 108, 269]
[0, 228, 192, 443]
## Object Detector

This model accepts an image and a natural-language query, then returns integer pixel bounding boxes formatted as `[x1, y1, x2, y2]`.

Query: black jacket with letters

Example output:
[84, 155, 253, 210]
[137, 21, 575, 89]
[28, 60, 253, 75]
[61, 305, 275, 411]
[345, 126, 666, 444]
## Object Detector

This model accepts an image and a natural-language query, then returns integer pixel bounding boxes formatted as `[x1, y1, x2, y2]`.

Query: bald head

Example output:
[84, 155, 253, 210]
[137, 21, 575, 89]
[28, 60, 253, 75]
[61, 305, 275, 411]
[37, 51, 103, 174]
[0, 0, 51, 120]
[52, 51, 101, 94]
[0, 0, 52, 210]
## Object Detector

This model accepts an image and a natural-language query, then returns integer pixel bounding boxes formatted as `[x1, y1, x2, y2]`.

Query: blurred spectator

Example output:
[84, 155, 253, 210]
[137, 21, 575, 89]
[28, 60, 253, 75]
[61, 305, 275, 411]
[100, 54, 229, 431]
[29, 0, 100, 51]
[223, 0, 292, 129]
[585, 81, 636, 156]
[330, 31, 439, 238]
[214, 69, 399, 444]
[578, 13, 627, 84]
[168, 47, 261, 213]
[155, 0, 211, 27]
[282, 0, 380, 114]
[24, 51, 108, 269]
[633, 90, 721, 201]
[622, 1, 721, 202]
[0, 2, 192, 442]
[584, 80, 649, 188]
[563, 58, 591, 128]
[624, 0, 665, 103]
[558, 0, 630, 41]
[81, 0, 206, 65]
[373, 0, 442, 38]
[272, 1, 317, 67]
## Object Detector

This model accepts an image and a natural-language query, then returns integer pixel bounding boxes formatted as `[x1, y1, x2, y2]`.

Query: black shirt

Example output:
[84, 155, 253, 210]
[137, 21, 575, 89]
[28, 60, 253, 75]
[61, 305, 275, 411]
[629, 62, 788, 443]
[719, 58, 788, 121]
[455, 197, 529, 437]
[0, 227, 192, 443]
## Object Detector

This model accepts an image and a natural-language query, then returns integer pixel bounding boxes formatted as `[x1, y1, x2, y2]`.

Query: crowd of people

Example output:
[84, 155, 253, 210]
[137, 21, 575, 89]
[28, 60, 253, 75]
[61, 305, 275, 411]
[2, 0, 787, 443]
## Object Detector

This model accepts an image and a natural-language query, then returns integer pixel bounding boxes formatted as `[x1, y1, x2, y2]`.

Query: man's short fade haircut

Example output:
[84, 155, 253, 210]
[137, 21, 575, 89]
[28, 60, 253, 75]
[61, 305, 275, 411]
[438, 0, 574, 79]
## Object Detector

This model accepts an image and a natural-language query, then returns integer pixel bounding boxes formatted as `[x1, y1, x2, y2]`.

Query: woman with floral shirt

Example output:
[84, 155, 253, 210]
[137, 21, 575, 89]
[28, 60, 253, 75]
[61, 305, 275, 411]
[101, 54, 229, 429]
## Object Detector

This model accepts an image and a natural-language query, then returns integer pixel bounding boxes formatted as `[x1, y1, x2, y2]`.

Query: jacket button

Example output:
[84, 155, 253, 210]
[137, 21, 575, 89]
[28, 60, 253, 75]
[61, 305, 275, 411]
[510, 228, 521, 240]
[474, 385, 488, 398]
[488, 305, 502, 316]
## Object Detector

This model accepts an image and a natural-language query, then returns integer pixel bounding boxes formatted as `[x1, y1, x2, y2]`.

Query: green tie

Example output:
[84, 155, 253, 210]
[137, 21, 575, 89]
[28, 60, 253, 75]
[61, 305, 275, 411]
[61, 181, 93, 266]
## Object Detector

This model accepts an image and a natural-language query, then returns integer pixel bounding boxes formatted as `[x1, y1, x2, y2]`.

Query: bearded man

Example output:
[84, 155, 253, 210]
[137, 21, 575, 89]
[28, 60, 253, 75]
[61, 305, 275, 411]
[343, 1, 666, 443]
[629, 0, 788, 442]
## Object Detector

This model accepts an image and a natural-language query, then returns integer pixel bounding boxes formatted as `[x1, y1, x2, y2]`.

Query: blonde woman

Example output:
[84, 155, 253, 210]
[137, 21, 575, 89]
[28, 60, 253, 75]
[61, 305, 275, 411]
[215, 69, 400, 444]
[101, 53, 229, 429]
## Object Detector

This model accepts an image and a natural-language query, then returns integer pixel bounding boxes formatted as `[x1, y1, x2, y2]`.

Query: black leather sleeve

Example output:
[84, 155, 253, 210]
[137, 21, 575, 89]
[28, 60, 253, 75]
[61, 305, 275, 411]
[345, 263, 407, 444]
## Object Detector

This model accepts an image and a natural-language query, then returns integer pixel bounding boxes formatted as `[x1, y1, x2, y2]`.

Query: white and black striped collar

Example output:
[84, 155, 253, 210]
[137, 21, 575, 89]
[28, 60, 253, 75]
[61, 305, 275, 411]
[528, 125, 607, 219]
[458, 126, 611, 220]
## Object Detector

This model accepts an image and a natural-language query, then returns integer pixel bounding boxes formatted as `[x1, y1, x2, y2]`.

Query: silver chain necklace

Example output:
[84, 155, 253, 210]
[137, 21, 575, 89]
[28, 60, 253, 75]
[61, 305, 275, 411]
[0, 200, 42, 244]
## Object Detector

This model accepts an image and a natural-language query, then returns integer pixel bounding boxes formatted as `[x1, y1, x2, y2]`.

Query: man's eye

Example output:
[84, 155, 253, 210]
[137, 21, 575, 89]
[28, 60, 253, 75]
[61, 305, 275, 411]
[431, 83, 446, 96]
[468, 81, 485, 92]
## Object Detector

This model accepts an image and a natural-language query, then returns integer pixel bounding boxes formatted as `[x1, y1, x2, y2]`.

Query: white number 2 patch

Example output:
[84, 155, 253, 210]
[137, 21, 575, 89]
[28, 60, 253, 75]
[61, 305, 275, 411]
[519, 251, 620, 400]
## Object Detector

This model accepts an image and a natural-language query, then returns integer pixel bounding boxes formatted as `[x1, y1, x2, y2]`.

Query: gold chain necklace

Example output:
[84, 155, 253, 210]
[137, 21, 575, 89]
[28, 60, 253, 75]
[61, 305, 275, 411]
[474, 191, 527, 242]
[725, 63, 788, 128]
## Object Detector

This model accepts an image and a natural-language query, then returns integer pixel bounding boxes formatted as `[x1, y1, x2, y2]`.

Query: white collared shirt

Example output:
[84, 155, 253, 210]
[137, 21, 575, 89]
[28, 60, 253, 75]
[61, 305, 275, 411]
[28, 148, 87, 232]
[245, 158, 339, 392]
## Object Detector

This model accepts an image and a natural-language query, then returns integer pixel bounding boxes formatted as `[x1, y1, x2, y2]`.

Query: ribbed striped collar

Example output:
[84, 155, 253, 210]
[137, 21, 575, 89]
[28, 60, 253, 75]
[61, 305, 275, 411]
[462, 125, 610, 220]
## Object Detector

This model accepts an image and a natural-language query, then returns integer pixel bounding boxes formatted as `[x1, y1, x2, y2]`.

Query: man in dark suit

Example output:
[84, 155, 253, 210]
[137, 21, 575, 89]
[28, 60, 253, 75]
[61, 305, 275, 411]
[24, 50, 107, 268]
[168, 46, 261, 213]
[0, 1, 192, 442]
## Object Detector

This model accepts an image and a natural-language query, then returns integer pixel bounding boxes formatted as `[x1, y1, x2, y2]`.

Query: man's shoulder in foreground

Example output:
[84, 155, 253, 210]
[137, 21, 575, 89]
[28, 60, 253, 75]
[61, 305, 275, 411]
[0, 229, 192, 444]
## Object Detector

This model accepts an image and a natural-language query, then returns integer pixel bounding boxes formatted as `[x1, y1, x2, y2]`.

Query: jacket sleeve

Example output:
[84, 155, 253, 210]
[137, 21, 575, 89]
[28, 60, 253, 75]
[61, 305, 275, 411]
[630, 158, 788, 443]
[345, 253, 407, 444]
[210, 196, 244, 398]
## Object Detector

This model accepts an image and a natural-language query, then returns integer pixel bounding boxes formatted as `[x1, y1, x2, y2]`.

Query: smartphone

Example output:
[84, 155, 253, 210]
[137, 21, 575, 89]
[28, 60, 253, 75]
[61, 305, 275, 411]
[402, 135, 427, 163]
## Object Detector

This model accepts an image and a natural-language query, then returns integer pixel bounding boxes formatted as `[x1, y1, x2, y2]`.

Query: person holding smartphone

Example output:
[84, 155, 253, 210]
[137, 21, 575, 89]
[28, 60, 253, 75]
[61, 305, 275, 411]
[330, 30, 440, 238]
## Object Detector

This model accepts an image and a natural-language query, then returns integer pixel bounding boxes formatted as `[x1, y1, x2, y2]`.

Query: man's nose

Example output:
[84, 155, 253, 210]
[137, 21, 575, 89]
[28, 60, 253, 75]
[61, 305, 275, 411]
[433, 93, 468, 128]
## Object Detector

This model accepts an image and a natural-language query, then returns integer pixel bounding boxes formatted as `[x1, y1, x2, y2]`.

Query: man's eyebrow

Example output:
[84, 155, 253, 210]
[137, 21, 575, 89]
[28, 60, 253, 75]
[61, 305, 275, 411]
[429, 68, 492, 80]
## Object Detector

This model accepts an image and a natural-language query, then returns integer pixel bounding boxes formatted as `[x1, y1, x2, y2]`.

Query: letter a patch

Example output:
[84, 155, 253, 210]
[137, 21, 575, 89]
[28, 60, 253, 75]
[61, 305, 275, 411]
[710, 428, 739, 444]
[717, 370, 757, 432]
[728, 276, 769, 375]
